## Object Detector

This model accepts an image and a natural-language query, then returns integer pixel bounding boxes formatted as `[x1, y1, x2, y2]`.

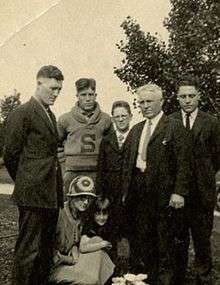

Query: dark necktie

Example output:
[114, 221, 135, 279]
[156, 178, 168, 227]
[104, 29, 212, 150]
[46, 107, 57, 132]
[185, 113, 191, 130]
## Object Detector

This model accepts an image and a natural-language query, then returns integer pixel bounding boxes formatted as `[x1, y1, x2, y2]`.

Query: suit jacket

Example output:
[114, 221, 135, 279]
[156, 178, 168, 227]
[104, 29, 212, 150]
[170, 110, 220, 209]
[121, 114, 189, 208]
[3, 97, 64, 209]
[96, 129, 127, 203]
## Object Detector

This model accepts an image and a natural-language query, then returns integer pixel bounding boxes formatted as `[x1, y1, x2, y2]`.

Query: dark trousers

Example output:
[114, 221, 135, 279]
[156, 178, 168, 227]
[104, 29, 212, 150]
[126, 169, 173, 285]
[172, 199, 214, 285]
[12, 206, 59, 285]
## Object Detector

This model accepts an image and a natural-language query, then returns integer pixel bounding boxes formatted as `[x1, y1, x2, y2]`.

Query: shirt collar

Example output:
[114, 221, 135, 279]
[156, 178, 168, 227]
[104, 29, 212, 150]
[146, 110, 163, 125]
[113, 124, 130, 138]
[181, 108, 198, 119]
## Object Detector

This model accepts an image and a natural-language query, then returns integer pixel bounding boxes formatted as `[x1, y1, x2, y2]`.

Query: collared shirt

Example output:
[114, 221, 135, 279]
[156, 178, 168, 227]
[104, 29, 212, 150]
[181, 108, 198, 129]
[113, 124, 130, 147]
[136, 111, 163, 171]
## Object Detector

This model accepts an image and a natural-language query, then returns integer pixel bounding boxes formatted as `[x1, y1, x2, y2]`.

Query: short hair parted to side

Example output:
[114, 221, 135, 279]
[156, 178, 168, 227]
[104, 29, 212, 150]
[111, 100, 132, 116]
[36, 65, 64, 81]
[136, 83, 163, 98]
[75, 78, 96, 92]
[177, 76, 200, 91]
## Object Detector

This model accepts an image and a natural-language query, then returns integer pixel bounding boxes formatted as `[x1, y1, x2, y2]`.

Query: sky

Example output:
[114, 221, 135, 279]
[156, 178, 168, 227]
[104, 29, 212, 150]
[0, 0, 171, 122]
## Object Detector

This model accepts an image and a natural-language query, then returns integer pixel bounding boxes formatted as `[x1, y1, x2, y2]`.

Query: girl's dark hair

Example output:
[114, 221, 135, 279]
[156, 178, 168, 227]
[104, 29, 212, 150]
[93, 197, 110, 212]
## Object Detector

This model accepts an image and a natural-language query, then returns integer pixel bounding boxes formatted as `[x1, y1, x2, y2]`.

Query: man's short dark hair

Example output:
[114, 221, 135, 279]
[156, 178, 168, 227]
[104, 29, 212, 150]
[75, 78, 96, 92]
[177, 76, 200, 91]
[111, 100, 132, 116]
[37, 65, 64, 81]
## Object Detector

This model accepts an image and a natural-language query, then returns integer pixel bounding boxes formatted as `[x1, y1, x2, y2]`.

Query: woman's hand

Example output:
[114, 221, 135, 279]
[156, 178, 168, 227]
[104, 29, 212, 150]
[101, 240, 112, 250]
[53, 250, 76, 266]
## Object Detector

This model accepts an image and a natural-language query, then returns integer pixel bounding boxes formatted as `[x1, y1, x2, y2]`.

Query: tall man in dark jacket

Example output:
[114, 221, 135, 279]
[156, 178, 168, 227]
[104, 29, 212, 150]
[4, 65, 64, 285]
[170, 77, 220, 285]
[121, 84, 188, 284]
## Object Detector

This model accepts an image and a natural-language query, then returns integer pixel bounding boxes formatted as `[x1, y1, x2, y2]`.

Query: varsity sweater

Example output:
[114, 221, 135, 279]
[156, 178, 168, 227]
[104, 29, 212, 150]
[57, 103, 111, 171]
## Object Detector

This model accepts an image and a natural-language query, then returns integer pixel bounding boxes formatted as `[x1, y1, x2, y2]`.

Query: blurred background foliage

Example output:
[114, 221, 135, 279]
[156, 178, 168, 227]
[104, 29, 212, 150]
[114, 0, 220, 114]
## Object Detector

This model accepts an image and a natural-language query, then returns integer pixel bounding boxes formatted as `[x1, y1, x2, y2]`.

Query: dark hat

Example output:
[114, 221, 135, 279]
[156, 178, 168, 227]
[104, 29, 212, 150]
[67, 176, 97, 197]
[75, 78, 96, 92]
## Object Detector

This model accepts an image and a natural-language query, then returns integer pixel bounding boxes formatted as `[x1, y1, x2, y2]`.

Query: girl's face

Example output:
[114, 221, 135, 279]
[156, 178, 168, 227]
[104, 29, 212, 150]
[94, 209, 109, 226]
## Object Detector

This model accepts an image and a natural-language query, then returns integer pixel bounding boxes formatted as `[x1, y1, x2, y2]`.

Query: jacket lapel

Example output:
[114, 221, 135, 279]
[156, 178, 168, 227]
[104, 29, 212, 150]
[31, 97, 56, 135]
[191, 110, 205, 139]
[131, 121, 146, 159]
[109, 131, 120, 152]
[149, 114, 168, 145]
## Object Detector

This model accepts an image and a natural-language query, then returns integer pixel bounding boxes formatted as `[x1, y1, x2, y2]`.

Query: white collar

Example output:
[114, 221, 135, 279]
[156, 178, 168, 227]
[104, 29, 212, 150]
[181, 108, 198, 119]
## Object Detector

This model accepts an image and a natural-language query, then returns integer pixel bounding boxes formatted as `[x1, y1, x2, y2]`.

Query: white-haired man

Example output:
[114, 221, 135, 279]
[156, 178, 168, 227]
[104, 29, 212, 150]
[121, 83, 188, 284]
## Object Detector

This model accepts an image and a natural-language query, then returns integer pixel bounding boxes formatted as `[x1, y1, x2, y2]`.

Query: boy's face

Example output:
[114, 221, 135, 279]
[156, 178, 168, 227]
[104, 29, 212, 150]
[112, 106, 132, 132]
[76, 87, 97, 112]
[94, 210, 109, 226]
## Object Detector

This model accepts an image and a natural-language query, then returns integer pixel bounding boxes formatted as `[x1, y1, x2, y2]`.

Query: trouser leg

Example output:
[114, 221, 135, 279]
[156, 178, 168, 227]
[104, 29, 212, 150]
[171, 208, 190, 285]
[11, 207, 58, 285]
[190, 206, 214, 285]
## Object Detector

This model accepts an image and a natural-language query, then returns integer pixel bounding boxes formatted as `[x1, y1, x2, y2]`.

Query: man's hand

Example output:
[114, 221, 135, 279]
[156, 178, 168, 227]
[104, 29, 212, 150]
[169, 193, 185, 209]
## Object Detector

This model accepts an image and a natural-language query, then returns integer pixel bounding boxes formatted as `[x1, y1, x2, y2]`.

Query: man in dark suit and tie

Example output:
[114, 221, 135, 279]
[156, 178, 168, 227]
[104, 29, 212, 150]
[170, 77, 220, 285]
[121, 84, 187, 284]
[4, 65, 64, 285]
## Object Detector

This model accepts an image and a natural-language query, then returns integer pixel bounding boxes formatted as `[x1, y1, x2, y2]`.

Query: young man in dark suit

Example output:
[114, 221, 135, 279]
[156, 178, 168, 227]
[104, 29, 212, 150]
[4, 65, 64, 285]
[170, 77, 220, 285]
[96, 101, 132, 249]
[121, 84, 188, 284]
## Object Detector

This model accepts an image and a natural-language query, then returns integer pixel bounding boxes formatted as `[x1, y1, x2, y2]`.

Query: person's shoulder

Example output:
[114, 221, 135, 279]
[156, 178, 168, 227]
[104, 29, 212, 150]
[58, 110, 72, 121]
[131, 120, 146, 131]
[200, 110, 218, 122]
[99, 110, 111, 122]
[7, 100, 32, 122]
[58, 109, 74, 128]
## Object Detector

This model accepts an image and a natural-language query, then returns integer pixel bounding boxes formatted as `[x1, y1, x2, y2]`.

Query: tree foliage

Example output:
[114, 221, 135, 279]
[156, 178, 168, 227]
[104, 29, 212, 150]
[115, 0, 220, 114]
[0, 90, 21, 156]
[0, 89, 21, 123]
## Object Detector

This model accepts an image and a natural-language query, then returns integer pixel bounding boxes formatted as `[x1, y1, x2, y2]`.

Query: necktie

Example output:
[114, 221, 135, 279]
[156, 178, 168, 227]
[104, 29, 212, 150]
[185, 113, 191, 130]
[141, 119, 152, 161]
[46, 107, 57, 132]
[118, 134, 124, 148]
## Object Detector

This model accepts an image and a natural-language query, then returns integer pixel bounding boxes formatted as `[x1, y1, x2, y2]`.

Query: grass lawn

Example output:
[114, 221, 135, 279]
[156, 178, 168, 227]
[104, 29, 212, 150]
[0, 193, 220, 284]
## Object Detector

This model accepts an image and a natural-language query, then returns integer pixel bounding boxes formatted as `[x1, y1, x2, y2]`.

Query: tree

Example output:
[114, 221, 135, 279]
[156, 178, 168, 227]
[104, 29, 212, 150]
[0, 89, 21, 123]
[0, 89, 21, 156]
[115, 0, 220, 114]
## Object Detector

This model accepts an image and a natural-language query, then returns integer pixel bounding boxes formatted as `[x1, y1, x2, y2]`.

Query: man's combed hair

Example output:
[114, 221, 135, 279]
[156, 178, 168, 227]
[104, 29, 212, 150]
[177, 76, 199, 90]
[75, 78, 96, 92]
[111, 100, 131, 115]
[136, 84, 163, 97]
[36, 65, 64, 81]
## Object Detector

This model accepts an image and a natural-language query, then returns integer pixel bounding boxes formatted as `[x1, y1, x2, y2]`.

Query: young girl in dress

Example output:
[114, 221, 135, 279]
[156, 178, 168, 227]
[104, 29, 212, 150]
[79, 197, 115, 285]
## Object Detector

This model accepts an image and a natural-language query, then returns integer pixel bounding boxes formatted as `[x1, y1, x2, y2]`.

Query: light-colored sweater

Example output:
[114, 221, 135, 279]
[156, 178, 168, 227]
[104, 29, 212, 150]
[57, 102, 111, 171]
